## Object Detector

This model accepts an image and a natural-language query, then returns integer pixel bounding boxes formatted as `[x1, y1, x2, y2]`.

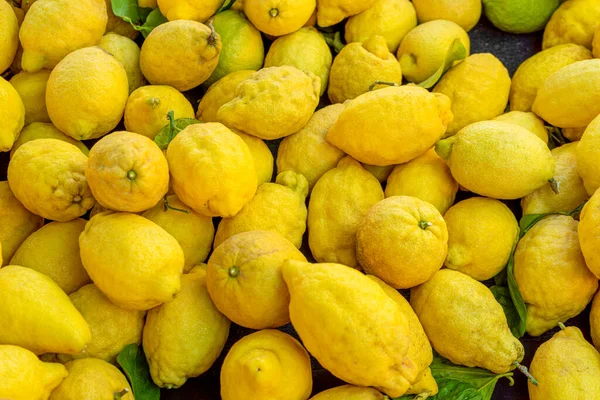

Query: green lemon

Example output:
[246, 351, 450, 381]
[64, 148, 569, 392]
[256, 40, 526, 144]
[483, 0, 559, 34]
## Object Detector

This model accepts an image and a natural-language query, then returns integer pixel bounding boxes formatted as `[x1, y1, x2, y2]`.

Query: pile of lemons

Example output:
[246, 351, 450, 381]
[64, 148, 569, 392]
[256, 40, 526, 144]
[2, 0, 600, 399]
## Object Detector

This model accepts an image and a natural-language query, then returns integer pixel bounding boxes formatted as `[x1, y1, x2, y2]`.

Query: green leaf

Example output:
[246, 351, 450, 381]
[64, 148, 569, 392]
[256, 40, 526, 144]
[322, 31, 346, 53]
[154, 111, 201, 150]
[520, 201, 587, 235]
[117, 344, 160, 400]
[139, 8, 168, 37]
[493, 267, 507, 286]
[418, 38, 467, 89]
[505, 233, 527, 338]
[490, 285, 522, 338]
[111, 0, 151, 25]
[217, 0, 235, 13]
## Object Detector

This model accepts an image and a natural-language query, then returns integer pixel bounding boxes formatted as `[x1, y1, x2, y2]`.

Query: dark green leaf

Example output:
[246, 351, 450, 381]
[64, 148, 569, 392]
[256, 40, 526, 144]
[154, 111, 201, 149]
[418, 38, 467, 89]
[490, 285, 522, 338]
[217, 0, 235, 13]
[433, 379, 483, 400]
[117, 344, 160, 400]
[139, 8, 168, 37]
[506, 242, 527, 338]
[322, 31, 346, 53]
[493, 267, 507, 286]
[519, 213, 550, 236]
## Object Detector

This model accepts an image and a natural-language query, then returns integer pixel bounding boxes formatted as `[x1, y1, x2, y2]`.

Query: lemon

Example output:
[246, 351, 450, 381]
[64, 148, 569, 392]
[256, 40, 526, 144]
[357, 196, 448, 289]
[397, 20, 471, 83]
[233, 129, 274, 185]
[138, 0, 157, 7]
[86, 131, 170, 212]
[10, 123, 88, 158]
[0, 265, 91, 355]
[515, 215, 598, 336]
[79, 212, 184, 310]
[217, 66, 320, 140]
[158, 0, 222, 22]
[308, 157, 384, 269]
[533, 59, 600, 128]
[579, 187, 600, 279]
[577, 113, 600, 195]
[523, 142, 588, 214]
[0, 345, 67, 400]
[19, 0, 107, 71]
[282, 260, 418, 397]
[98, 33, 144, 94]
[594, 26, 600, 57]
[310, 385, 386, 400]
[564, 126, 587, 141]
[214, 171, 308, 248]
[0, 181, 43, 266]
[8, 139, 95, 221]
[444, 197, 518, 281]
[144, 267, 230, 388]
[125, 85, 195, 139]
[204, 10, 265, 87]
[434, 53, 511, 137]
[143, 195, 215, 272]
[483, 0, 559, 34]
[0, 76, 25, 152]
[9, 70, 51, 125]
[244, 0, 315, 36]
[345, 0, 417, 53]
[592, 292, 600, 349]
[412, 0, 481, 32]
[265, 27, 332, 95]
[166, 123, 257, 217]
[494, 111, 548, 143]
[140, 20, 222, 91]
[207, 230, 305, 329]
[385, 148, 458, 215]
[49, 358, 133, 400]
[326, 85, 453, 166]
[276, 104, 345, 190]
[104, 0, 138, 40]
[328, 35, 402, 103]
[436, 121, 555, 199]
[316, 0, 378, 27]
[221, 329, 313, 400]
[543, 0, 600, 50]
[197, 70, 254, 122]
[510, 43, 592, 112]
[46, 46, 129, 140]
[0, 0, 18, 74]
[362, 164, 395, 183]
[10, 219, 90, 294]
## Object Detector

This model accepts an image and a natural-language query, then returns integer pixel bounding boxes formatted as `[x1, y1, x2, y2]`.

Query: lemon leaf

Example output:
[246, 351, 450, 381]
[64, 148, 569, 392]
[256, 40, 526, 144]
[111, 0, 151, 25]
[154, 111, 201, 149]
[116, 344, 160, 400]
[139, 8, 168, 38]
[217, 0, 235, 13]
[490, 284, 523, 338]
[418, 38, 467, 89]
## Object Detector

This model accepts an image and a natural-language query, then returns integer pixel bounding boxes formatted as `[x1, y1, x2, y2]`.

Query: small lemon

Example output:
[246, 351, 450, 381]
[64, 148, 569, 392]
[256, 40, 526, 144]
[140, 20, 222, 91]
[214, 171, 308, 248]
[125, 85, 195, 139]
[0, 76, 25, 152]
[19, 0, 107, 71]
[9, 70, 51, 125]
[542, 0, 600, 50]
[412, 0, 481, 32]
[577, 113, 600, 195]
[231, 129, 274, 184]
[98, 33, 144, 94]
[10, 123, 88, 158]
[197, 70, 255, 122]
[510, 43, 592, 112]
[166, 123, 257, 217]
[328, 35, 402, 103]
[523, 142, 588, 214]
[265, 27, 332, 95]
[276, 103, 345, 190]
[144, 267, 230, 388]
[158, 0, 222, 22]
[483, 0, 559, 34]
[434, 53, 511, 137]
[217, 66, 320, 140]
[385, 148, 458, 215]
[0, 0, 19, 73]
[221, 329, 313, 400]
[579, 186, 600, 279]
[86, 131, 170, 212]
[345, 0, 417, 53]
[397, 20, 471, 83]
[362, 164, 395, 183]
[143, 195, 215, 272]
[316, 0, 378, 27]
[244, 0, 316, 36]
[591, 291, 600, 350]
[494, 111, 548, 143]
[310, 385, 386, 400]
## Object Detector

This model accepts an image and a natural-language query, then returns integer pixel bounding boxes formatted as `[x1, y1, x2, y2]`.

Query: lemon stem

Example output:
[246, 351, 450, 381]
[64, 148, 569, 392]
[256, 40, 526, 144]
[73, 195, 82, 203]
[206, 21, 218, 46]
[549, 178, 560, 194]
[113, 388, 129, 400]
[269, 8, 279, 17]
[418, 221, 432, 230]
[513, 361, 538, 386]
[558, 322, 567, 330]
[369, 80, 399, 91]
[162, 196, 190, 214]
[229, 266, 240, 277]
[127, 170, 136, 181]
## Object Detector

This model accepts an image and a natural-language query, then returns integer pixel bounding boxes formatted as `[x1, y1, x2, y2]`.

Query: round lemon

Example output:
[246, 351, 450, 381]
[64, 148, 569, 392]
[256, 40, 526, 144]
[594, 26, 600, 57]
[483, 0, 559, 34]
[542, 0, 600, 50]
[579, 183, 600, 279]
[244, 0, 315, 36]
[0, 76, 25, 152]
[361, 164, 395, 183]
[10, 122, 88, 158]
[9, 70, 51, 125]
[316, 0, 378, 27]
[231, 129, 274, 185]
[0, 0, 19, 74]
[98, 33, 144, 94]
[412, 0, 481, 32]
[197, 70, 254, 123]
[310, 385, 386, 400]
[158, 0, 222, 22]
[591, 291, 600, 350]
[493, 111, 548, 143]
[577, 113, 600, 195]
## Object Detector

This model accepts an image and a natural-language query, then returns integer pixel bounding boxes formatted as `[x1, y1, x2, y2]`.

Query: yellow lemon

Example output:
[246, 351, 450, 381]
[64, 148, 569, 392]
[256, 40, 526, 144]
[362, 163, 395, 183]
[79, 212, 184, 310]
[217, 66, 320, 140]
[316, 0, 378, 27]
[542, 0, 600, 50]
[0, 0, 18, 74]
[158, 0, 222, 22]
[412, 0, 481, 31]
[9, 70, 51, 125]
[214, 171, 308, 248]
[19, 0, 107, 71]
[523, 142, 588, 214]
[510, 43, 592, 112]
[197, 70, 255, 122]
[98, 33, 144, 94]
[444, 197, 518, 281]
[434, 53, 511, 136]
[221, 329, 313, 400]
[564, 126, 587, 141]
[232, 129, 274, 185]
[345, 0, 417, 53]
[46, 46, 129, 140]
[166, 123, 257, 217]
[397, 20, 471, 83]
[10, 122, 88, 158]
[327, 85, 453, 166]
[140, 20, 222, 91]
[385, 148, 458, 215]
[579, 187, 600, 279]
[328, 35, 402, 103]
[594, 26, 600, 57]
[244, 0, 315, 36]
[8, 139, 95, 221]
[310, 385, 386, 400]
[0, 76, 25, 152]
[577, 113, 600, 195]
[494, 111, 548, 143]
[591, 291, 600, 350]
[308, 157, 384, 269]
[104, 0, 138, 40]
